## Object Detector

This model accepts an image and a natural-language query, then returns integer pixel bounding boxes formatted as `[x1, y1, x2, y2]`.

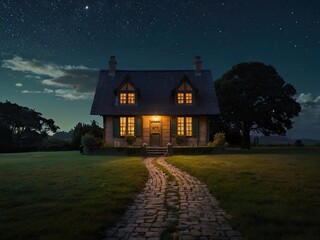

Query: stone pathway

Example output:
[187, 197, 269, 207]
[105, 157, 241, 240]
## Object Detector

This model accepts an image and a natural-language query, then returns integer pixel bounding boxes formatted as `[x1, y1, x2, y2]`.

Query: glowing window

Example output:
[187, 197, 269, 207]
[177, 117, 184, 135]
[186, 117, 192, 136]
[127, 117, 134, 135]
[120, 93, 127, 104]
[178, 93, 184, 104]
[120, 117, 127, 136]
[177, 117, 192, 136]
[128, 93, 135, 104]
[177, 92, 193, 104]
[120, 117, 135, 136]
[185, 93, 192, 104]
[120, 92, 135, 105]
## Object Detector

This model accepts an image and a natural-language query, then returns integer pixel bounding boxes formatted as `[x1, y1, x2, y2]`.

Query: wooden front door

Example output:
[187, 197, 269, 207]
[150, 121, 161, 146]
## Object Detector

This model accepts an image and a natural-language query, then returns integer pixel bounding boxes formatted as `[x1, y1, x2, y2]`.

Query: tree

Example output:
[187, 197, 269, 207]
[0, 101, 59, 151]
[71, 121, 103, 149]
[215, 62, 301, 149]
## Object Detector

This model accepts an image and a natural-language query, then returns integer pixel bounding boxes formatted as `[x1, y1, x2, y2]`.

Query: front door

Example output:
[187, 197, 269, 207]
[150, 121, 161, 146]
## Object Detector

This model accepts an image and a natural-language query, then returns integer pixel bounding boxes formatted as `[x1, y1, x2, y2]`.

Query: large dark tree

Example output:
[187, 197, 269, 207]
[0, 101, 59, 151]
[215, 62, 301, 149]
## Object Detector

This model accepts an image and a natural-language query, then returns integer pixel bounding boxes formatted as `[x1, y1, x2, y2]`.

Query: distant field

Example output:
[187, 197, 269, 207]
[0, 151, 147, 240]
[168, 149, 320, 240]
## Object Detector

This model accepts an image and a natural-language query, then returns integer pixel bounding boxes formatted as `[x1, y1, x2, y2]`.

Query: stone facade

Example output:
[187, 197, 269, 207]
[103, 115, 209, 147]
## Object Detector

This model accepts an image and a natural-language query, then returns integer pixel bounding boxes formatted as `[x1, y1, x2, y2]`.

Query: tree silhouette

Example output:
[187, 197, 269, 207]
[0, 101, 59, 151]
[215, 62, 301, 149]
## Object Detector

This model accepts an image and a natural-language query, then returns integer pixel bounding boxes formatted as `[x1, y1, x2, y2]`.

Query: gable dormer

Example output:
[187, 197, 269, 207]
[175, 75, 198, 105]
[114, 75, 139, 106]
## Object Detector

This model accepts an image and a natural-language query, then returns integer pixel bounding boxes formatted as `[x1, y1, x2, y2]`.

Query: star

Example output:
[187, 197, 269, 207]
[85, 5, 89, 10]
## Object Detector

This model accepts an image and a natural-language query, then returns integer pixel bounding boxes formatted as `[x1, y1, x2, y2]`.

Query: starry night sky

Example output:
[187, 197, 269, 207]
[1, 0, 320, 139]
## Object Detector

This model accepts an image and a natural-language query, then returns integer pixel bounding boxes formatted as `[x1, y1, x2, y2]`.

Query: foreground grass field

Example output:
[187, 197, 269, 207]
[168, 149, 320, 240]
[0, 151, 147, 240]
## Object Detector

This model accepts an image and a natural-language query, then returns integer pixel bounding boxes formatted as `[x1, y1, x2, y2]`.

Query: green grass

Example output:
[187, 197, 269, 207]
[167, 150, 320, 240]
[0, 151, 147, 240]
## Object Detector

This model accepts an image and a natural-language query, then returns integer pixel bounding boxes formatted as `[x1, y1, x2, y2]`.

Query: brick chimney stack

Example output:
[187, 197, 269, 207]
[194, 56, 202, 76]
[108, 56, 117, 77]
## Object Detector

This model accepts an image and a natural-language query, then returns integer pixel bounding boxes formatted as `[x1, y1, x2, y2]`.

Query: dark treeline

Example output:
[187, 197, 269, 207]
[0, 101, 103, 153]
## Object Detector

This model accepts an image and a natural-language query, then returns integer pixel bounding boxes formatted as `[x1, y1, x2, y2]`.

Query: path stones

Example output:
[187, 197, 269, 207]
[104, 157, 241, 240]
[157, 157, 242, 240]
[105, 158, 167, 239]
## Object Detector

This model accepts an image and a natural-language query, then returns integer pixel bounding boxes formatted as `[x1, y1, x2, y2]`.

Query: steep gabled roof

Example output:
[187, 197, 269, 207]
[175, 74, 198, 93]
[90, 70, 220, 116]
[114, 74, 139, 94]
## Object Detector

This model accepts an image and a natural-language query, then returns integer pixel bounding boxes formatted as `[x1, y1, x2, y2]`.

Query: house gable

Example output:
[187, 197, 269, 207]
[91, 70, 219, 116]
[114, 75, 139, 106]
[174, 75, 198, 105]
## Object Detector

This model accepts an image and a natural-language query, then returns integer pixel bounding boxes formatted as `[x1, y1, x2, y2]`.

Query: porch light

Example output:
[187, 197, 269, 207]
[153, 115, 160, 121]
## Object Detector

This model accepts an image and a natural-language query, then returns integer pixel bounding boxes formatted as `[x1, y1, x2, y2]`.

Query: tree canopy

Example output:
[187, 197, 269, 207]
[0, 101, 59, 151]
[71, 120, 103, 149]
[215, 62, 301, 149]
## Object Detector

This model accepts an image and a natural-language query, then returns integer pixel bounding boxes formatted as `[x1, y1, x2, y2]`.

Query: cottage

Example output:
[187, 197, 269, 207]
[90, 56, 220, 147]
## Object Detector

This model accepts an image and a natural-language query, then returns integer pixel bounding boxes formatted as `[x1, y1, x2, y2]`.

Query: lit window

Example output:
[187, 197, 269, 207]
[185, 93, 192, 104]
[177, 117, 184, 135]
[177, 92, 193, 104]
[120, 93, 127, 104]
[128, 93, 135, 104]
[177, 117, 192, 136]
[120, 117, 135, 136]
[120, 92, 135, 105]
[120, 117, 126, 136]
[186, 117, 192, 136]
[178, 93, 184, 104]
[127, 117, 134, 135]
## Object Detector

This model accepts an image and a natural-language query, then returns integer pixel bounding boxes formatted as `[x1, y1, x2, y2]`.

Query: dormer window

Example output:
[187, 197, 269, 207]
[177, 93, 184, 104]
[115, 75, 138, 106]
[176, 76, 196, 105]
[128, 93, 135, 104]
[120, 92, 135, 104]
[185, 93, 193, 104]
[177, 92, 193, 104]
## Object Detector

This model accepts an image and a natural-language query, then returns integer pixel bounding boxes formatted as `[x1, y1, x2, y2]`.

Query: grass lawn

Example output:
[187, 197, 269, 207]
[0, 151, 147, 240]
[168, 149, 320, 240]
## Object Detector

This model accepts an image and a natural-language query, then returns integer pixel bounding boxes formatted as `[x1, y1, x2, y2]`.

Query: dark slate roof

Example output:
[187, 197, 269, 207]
[90, 70, 220, 116]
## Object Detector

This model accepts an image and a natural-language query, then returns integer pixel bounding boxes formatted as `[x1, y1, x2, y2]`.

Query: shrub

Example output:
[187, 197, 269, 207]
[176, 135, 185, 146]
[81, 134, 99, 154]
[125, 135, 136, 146]
[208, 132, 225, 147]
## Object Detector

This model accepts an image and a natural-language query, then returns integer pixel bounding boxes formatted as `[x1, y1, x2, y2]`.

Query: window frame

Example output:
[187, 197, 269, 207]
[177, 91, 193, 105]
[119, 91, 136, 105]
[177, 116, 192, 136]
[118, 81, 137, 105]
[176, 81, 193, 105]
[120, 116, 135, 136]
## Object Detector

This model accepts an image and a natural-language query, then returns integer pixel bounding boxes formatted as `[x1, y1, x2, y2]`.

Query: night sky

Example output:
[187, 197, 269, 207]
[1, 0, 319, 139]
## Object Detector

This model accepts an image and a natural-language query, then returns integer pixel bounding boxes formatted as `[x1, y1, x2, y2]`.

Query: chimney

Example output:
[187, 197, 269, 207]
[194, 56, 202, 76]
[109, 56, 117, 77]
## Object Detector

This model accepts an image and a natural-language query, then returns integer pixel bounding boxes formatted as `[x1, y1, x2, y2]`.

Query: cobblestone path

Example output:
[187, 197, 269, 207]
[157, 157, 241, 240]
[105, 157, 241, 240]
